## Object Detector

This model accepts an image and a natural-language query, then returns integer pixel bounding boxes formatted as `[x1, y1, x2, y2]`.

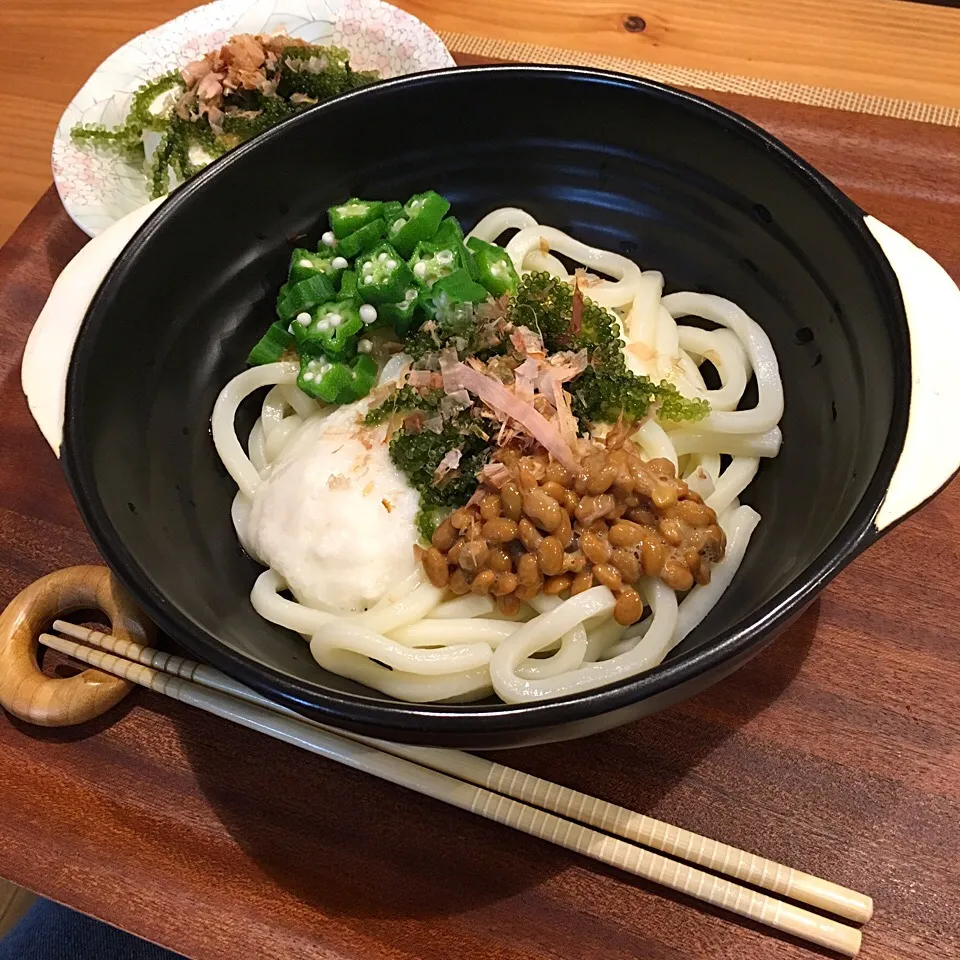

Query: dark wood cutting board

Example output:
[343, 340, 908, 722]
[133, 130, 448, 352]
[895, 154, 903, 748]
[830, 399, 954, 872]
[0, 56, 959, 960]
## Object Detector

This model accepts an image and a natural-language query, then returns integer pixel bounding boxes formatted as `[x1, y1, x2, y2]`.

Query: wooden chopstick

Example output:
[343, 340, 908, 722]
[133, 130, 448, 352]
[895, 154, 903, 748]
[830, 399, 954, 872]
[43, 629, 865, 956]
[51, 620, 872, 925]
[52, 621, 872, 924]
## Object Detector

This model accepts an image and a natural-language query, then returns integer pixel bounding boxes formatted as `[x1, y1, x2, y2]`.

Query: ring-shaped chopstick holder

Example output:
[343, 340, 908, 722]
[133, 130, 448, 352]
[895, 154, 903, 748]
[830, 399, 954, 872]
[0, 565, 153, 726]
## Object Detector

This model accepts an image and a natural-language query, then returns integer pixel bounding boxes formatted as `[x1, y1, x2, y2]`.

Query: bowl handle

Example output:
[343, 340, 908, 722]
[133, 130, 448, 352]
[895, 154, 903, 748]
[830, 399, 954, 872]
[21, 198, 166, 456]
[866, 216, 960, 531]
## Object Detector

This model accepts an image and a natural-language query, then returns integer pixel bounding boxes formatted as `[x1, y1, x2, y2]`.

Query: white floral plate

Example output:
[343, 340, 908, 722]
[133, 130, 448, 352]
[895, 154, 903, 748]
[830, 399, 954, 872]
[53, 0, 455, 237]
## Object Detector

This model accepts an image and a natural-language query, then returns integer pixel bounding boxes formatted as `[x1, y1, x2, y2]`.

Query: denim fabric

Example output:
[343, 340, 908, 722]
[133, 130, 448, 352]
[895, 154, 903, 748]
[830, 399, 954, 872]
[0, 900, 187, 960]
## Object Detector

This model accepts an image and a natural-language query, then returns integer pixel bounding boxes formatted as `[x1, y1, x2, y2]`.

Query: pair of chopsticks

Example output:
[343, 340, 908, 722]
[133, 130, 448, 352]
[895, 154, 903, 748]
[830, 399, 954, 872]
[42, 622, 871, 955]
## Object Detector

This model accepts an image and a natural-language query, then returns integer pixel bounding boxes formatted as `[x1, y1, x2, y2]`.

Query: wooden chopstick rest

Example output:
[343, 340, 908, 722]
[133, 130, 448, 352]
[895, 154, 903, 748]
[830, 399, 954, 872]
[0, 565, 153, 725]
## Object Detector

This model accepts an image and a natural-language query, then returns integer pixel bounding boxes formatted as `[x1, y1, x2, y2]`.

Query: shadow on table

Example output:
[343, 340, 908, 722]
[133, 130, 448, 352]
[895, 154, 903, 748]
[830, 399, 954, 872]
[171, 601, 818, 923]
[6, 693, 139, 744]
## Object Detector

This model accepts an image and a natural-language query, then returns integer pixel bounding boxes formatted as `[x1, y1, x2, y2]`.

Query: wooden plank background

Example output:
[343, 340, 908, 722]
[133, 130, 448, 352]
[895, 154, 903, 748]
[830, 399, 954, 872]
[1, 0, 960, 244]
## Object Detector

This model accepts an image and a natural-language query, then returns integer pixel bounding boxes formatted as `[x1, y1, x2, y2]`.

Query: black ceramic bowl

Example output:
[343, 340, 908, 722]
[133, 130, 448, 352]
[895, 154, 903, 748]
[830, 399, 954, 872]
[57, 66, 960, 748]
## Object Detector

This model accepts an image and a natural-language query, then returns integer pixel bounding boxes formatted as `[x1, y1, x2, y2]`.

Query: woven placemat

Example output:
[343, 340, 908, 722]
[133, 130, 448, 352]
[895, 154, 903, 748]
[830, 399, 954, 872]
[441, 31, 960, 127]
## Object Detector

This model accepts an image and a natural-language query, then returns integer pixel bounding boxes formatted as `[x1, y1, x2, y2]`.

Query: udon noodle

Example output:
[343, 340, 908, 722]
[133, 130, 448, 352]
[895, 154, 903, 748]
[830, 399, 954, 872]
[212, 207, 783, 704]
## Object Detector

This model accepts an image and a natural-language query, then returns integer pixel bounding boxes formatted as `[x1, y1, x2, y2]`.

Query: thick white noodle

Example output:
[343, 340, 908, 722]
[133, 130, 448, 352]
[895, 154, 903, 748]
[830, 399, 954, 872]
[506, 226, 644, 309]
[622, 279, 709, 397]
[260, 385, 287, 433]
[612, 581, 681, 672]
[278, 382, 319, 420]
[668, 426, 782, 458]
[662, 292, 783, 434]
[210, 212, 785, 705]
[653, 306, 682, 382]
[211, 361, 298, 498]
[427, 595, 495, 619]
[624, 274, 707, 388]
[601, 619, 651, 661]
[263, 415, 302, 463]
[378, 351, 412, 387]
[230, 492, 260, 562]
[529, 595, 563, 615]
[515, 624, 589, 681]
[466, 207, 539, 243]
[683, 466, 714, 500]
[251, 569, 336, 634]
[706, 457, 760, 516]
[490, 587, 617, 702]
[633, 419, 679, 470]
[489, 602, 538, 623]
[379, 568, 425, 607]
[391, 618, 519, 648]
[311, 621, 493, 674]
[675, 506, 761, 641]
[522, 249, 569, 278]
[677, 353, 707, 394]
[623, 271, 664, 366]
[494, 596, 593, 675]
[683, 454, 720, 499]
[583, 617, 627, 662]
[247, 420, 267, 475]
[691, 453, 722, 485]
[677, 327, 750, 412]
[490, 582, 679, 702]
[348, 582, 445, 634]
[308, 642, 493, 702]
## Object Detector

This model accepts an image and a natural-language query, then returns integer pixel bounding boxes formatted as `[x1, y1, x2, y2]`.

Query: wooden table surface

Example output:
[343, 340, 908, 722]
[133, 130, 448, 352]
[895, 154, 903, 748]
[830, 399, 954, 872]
[1, 0, 960, 244]
[1, 45, 960, 955]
